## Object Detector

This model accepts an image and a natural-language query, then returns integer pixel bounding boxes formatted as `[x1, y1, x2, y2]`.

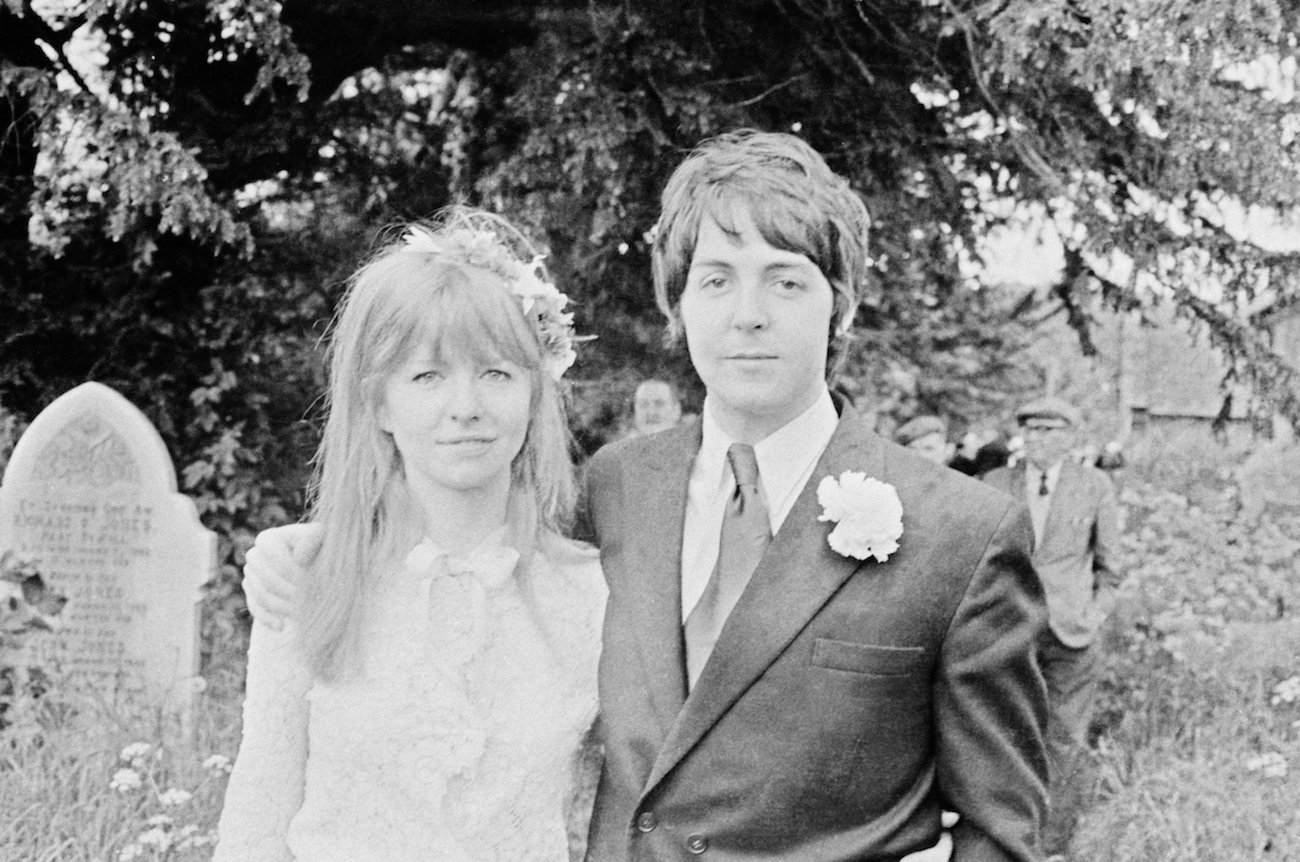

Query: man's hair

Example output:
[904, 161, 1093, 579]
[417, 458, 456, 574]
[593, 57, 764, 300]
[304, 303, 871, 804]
[651, 129, 872, 375]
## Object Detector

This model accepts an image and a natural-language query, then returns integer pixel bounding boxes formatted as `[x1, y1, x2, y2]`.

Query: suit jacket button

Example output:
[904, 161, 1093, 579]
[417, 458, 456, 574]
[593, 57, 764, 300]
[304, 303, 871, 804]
[636, 812, 657, 833]
[687, 834, 708, 854]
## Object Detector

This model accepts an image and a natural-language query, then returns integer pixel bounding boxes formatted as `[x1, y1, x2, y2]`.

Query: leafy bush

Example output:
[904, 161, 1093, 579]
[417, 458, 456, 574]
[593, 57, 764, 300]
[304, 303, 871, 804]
[1076, 478, 1300, 859]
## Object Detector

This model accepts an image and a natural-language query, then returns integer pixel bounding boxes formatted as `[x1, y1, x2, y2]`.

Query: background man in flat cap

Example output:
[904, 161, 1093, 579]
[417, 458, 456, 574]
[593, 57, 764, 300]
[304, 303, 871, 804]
[893, 414, 951, 465]
[981, 395, 1123, 857]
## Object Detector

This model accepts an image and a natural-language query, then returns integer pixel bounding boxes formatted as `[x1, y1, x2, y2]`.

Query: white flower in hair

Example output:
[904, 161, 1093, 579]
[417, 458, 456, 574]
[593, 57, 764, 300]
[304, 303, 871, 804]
[816, 471, 903, 563]
[402, 225, 441, 254]
[402, 222, 585, 379]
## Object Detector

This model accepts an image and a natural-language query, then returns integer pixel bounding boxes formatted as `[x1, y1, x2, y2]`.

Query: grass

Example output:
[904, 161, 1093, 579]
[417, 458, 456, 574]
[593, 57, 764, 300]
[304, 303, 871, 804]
[0, 690, 240, 861]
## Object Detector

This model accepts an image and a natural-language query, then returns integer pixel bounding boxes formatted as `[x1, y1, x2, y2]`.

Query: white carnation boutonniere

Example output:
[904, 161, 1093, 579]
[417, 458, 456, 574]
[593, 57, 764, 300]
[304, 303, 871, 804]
[816, 471, 904, 563]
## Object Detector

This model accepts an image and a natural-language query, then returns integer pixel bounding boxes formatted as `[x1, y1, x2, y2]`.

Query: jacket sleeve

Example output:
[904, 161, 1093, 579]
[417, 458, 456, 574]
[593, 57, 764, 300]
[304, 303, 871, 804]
[1091, 474, 1124, 592]
[936, 503, 1049, 862]
[575, 445, 620, 549]
[573, 460, 597, 546]
[212, 621, 310, 862]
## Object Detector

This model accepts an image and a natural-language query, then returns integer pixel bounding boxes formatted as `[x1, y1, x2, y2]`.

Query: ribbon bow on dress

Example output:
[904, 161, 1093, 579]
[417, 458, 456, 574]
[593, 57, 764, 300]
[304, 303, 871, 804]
[404, 534, 521, 669]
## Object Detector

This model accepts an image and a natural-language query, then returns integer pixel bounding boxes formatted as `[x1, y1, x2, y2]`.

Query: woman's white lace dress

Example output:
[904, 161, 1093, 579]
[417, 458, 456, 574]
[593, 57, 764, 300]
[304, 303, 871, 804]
[214, 536, 606, 862]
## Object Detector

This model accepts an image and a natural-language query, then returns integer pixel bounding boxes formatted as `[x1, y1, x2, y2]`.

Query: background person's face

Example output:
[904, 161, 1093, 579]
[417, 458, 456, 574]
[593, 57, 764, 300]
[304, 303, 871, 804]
[633, 382, 681, 434]
[678, 208, 833, 441]
[1022, 423, 1074, 468]
[907, 431, 950, 465]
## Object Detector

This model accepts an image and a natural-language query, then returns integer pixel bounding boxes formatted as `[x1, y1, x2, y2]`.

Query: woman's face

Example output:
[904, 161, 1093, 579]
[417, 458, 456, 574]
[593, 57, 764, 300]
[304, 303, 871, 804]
[379, 342, 532, 503]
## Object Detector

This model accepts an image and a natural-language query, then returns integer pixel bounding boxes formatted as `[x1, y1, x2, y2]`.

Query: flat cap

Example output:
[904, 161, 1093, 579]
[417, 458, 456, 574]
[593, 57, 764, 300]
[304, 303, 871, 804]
[1015, 396, 1081, 428]
[894, 415, 947, 446]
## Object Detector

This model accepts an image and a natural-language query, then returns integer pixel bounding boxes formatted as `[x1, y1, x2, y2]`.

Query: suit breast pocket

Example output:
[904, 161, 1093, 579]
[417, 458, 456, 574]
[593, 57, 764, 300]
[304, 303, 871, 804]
[811, 637, 927, 677]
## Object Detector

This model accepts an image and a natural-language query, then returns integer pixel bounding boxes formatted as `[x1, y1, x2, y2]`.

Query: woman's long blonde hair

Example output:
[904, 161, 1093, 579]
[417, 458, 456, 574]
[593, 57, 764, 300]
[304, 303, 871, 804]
[299, 208, 577, 681]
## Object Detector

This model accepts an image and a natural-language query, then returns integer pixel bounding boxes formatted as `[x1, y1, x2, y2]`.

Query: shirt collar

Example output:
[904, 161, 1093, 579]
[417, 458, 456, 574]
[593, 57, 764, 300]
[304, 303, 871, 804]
[1028, 459, 1064, 488]
[698, 386, 838, 503]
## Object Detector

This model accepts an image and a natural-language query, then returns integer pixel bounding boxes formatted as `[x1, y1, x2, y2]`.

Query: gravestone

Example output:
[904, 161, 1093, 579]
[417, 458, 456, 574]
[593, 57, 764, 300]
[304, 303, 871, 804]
[0, 382, 215, 702]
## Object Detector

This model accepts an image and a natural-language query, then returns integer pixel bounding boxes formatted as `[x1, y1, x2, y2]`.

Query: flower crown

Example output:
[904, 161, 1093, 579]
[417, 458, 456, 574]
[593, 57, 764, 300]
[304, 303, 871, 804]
[401, 222, 583, 380]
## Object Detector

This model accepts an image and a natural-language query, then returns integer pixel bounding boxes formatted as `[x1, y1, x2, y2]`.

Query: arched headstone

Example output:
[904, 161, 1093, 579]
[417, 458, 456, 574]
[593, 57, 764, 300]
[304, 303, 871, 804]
[0, 382, 214, 702]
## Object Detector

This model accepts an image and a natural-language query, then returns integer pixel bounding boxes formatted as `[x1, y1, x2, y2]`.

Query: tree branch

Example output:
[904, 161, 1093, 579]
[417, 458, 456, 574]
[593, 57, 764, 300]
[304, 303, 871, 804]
[19, 0, 94, 96]
[732, 73, 808, 107]
[938, 0, 1066, 195]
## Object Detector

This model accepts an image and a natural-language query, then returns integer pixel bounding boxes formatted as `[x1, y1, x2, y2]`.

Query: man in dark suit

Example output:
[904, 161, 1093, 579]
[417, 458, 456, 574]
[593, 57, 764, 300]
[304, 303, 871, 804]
[580, 130, 1047, 862]
[982, 397, 1122, 857]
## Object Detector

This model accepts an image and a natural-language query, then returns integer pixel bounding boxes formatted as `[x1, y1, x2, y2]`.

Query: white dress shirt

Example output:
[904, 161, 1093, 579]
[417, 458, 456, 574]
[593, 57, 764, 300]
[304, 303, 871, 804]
[680, 387, 840, 621]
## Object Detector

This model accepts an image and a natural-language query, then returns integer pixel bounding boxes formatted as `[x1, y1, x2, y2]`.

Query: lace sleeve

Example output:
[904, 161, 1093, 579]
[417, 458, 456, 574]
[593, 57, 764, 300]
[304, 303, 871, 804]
[213, 621, 311, 862]
[550, 543, 607, 859]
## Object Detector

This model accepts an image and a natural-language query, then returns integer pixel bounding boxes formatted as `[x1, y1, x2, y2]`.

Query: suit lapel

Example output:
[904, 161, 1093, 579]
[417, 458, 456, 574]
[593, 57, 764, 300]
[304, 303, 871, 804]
[1040, 460, 1078, 549]
[989, 463, 1024, 499]
[621, 422, 699, 734]
[643, 412, 883, 793]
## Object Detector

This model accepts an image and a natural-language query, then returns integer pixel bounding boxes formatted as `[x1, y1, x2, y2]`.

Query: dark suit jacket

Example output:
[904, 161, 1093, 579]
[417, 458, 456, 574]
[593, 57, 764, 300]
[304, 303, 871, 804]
[580, 411, 1048, 861]
[983, 461, 1122, 648]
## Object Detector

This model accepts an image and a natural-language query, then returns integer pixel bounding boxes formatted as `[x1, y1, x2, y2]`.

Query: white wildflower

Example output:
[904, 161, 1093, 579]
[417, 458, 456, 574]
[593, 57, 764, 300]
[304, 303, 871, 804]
[203, 754, 233, 774]
[136, 827, 172, 850]
[158, 788, 193, 807]
[110, 768, 143, 793]
[119, 742, 152, 766]
[1271, 675, 1300, 706]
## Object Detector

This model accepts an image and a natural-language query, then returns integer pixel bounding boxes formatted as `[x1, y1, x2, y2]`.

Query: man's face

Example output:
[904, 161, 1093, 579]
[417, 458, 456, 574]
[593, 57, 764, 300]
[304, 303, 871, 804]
[907, 431, 950, 465]
[633, 381, 681, 435]
[1022, 422, 1074, 468]
[678, 208, 834, 441]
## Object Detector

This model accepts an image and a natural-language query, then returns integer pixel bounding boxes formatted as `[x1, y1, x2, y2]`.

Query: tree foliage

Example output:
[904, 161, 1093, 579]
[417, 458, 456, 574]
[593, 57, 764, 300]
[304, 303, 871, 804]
[2, 0, 1298, 611]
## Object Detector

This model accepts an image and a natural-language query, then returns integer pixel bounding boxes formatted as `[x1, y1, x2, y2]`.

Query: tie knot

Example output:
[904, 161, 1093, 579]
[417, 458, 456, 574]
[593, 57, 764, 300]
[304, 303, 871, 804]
[727, 443, 761, 489]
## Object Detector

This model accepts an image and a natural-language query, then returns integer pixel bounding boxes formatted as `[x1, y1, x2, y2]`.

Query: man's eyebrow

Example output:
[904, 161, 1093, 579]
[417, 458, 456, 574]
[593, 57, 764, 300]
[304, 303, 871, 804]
[686, 257, 735, 270]
[762, 259, 816, 272]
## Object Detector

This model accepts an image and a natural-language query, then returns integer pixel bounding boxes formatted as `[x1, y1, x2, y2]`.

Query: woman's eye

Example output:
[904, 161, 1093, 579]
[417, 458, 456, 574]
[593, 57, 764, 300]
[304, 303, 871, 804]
[483, 368, 513, 381]
[774, 278, 804, 292]
[412, 370, 443, 383]
[698, 274, 727, 290]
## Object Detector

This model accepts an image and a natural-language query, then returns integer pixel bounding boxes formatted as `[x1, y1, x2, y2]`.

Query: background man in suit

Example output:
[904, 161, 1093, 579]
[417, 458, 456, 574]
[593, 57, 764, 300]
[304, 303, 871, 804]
[581, 130, 1047, 861]
[981, 396, 1123, 857]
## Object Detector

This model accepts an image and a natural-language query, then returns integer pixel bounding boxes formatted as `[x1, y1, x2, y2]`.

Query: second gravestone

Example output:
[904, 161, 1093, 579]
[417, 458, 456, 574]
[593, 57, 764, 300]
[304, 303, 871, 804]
[0, 382, 215, 702]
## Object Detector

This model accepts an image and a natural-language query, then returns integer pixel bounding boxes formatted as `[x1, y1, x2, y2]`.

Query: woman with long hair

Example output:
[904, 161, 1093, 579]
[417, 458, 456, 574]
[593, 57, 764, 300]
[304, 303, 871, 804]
[214, 208, 604, 861]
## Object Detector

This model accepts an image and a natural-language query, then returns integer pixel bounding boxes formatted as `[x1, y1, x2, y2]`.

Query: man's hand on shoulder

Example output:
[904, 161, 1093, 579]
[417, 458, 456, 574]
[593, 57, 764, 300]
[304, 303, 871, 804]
[242, 523, 322, 630]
